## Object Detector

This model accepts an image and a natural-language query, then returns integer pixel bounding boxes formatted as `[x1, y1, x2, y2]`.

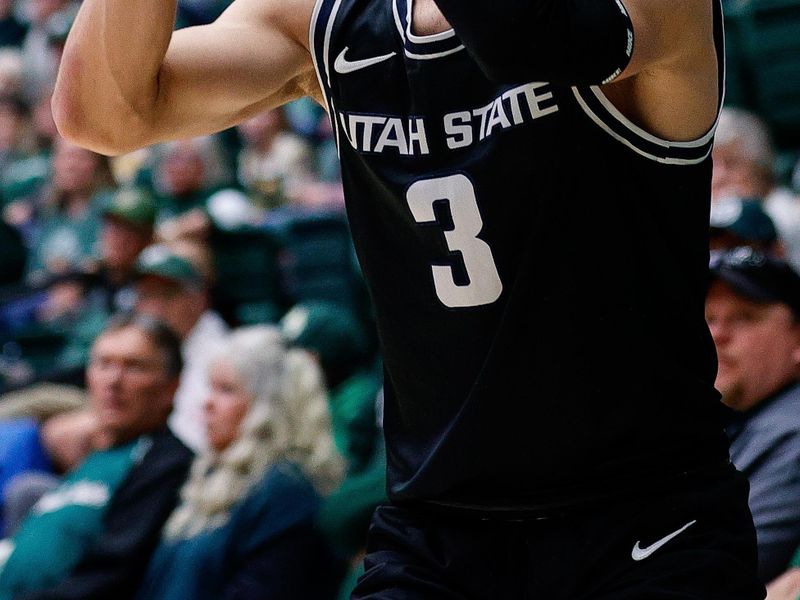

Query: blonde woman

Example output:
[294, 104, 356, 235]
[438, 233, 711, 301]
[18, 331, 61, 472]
[135, 326, 346, 600]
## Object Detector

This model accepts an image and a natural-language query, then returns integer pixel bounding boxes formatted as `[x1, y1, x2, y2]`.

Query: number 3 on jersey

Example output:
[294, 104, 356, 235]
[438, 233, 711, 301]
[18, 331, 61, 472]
[406, 174, 503, 308]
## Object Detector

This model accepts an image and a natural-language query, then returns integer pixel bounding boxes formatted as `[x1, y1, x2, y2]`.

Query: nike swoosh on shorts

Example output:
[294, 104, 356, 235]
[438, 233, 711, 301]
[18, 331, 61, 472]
[631, 520, 697, 561]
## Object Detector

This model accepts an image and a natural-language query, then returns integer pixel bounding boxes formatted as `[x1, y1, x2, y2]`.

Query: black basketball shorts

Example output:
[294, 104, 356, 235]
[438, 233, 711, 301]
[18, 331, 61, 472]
[351, 464, 764, 599]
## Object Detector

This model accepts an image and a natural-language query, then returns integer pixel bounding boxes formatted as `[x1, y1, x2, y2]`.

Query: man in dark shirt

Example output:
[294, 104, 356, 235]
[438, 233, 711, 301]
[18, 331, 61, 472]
[0, 312, 193, 600]
[707, 247, 800, 582]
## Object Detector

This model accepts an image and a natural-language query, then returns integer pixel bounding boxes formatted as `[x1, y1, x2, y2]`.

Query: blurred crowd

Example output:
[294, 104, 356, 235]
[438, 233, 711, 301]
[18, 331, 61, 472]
[0, 0, 799, 599]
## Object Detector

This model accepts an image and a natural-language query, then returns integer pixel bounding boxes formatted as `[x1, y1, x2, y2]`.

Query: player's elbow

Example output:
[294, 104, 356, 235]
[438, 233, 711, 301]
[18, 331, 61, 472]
[51, 90, 149, 157]
[50, 90, 92, 149]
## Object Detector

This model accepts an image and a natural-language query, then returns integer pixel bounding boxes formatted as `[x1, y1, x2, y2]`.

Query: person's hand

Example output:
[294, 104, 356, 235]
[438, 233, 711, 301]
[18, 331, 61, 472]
[766, 567, 800, 600]
[38, 281, 85, 322]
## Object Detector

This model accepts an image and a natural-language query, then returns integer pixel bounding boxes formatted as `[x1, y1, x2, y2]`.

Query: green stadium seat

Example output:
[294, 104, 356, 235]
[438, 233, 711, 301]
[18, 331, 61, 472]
[2, 329, 68, 391]
[722, 3, 753, 110]
[275, 210, 370, 320]
[724, 0, 800, 151]
[210, 226, 286, 326]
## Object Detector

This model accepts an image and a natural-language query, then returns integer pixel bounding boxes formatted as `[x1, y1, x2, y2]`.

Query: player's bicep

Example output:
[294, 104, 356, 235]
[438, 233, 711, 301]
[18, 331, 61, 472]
[146, 0, 314, 143]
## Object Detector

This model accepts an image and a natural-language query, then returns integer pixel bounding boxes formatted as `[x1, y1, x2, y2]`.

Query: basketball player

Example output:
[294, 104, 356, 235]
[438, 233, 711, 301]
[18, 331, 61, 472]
[52, 0, 765, 597]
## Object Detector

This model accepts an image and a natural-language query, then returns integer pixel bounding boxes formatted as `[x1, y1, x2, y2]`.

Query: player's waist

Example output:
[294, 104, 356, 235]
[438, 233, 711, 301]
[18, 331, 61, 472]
[398, 457, 735, 521]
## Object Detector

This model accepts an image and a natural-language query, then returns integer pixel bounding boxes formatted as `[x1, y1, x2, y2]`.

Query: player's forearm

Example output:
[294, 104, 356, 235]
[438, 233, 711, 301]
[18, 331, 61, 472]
[52, 0, 177, 155]
[430, 0, 634, 85]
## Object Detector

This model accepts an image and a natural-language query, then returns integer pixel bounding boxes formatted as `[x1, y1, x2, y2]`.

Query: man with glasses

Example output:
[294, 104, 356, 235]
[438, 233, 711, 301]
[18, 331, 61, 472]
[0, 313, 193, 600]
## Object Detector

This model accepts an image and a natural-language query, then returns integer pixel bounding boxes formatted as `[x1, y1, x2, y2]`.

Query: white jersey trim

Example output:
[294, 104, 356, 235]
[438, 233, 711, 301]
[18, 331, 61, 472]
[571, 88, 713, 166]
[323, 0, 345, 88]
[404, 45, 465, 60]
[393, 0, 464, 59]
[309, 0, 329, 99]
[404, 0, 456, 44]
[587, 86, 717, 148]
[309, 0, 344, 156]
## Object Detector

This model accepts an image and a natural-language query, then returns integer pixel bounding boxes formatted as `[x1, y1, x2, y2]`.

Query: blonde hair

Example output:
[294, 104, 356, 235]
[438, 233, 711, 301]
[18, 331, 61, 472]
[164, 326, 344, 540]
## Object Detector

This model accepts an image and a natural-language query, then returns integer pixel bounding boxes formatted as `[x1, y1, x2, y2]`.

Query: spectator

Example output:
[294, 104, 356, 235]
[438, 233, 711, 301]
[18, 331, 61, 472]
[4, 187, 154, 365]
[26, 136, 116, 285]
[135, 325, 345, 600]
[0, 408, 98, 536]
[0, 50, 22, 98]
[151, 136, 250, 243]
[706, 246, 800, 582]
[765, 567, 800, 600]
[279, 301, 385, 599]
[29, 87, 56, 154]
[280, 300, 379, 473]
[712, 108, 777, 202]
[0, 0, 26, 48]
[94, 187, 157, 311]
[1, 91, 52, 243]
[236, 107, 313, 210]
[0, 94, 34, 174]
[0, 270, 96, 391]
[43, 187, 158, 379]
[134, 243, 228, 451]
[709, 196, 783, 255]
[712, 107, 800, 272]
[18, 0, 77, 102]
[0, 312, 193, 600]
[40, 3, 73, 67]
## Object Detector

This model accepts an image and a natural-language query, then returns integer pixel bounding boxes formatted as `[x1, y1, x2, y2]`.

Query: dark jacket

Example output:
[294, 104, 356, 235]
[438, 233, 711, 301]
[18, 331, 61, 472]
[136, 461, 345, 600]
[16, 428, 193, 600]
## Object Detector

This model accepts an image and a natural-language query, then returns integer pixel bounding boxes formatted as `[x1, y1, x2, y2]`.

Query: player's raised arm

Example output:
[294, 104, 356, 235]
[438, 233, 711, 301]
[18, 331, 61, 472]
[52, 0, 318, 156]
[429, 0, 710, 86]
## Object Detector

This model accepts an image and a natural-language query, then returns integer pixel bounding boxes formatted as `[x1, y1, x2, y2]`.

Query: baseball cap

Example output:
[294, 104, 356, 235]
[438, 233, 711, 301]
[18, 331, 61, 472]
[103, 187, 156, 230]
[709, 197, 777, 246]
[280, 301, 369, 370]
[709, 247, 800, 316]
[134, 244, 204, 288]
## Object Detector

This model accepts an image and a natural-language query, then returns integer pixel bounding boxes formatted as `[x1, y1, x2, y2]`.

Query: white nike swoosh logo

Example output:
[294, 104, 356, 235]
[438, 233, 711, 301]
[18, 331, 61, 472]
[334, 47, 397, 74]
[631, 520, 697, 561]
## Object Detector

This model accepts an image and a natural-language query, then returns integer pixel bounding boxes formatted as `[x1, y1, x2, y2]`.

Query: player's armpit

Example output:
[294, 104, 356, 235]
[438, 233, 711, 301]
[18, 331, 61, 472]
[430, 0, 707, 86]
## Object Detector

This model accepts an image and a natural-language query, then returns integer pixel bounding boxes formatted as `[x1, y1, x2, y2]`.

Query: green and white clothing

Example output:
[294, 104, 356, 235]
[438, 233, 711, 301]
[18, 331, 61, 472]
[0, 437, 150, 600]
[25, 189, 114, 284]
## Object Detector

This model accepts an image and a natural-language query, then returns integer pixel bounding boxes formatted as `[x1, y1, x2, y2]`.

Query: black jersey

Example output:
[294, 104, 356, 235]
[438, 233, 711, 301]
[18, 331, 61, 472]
[310, 0, 730, 510]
